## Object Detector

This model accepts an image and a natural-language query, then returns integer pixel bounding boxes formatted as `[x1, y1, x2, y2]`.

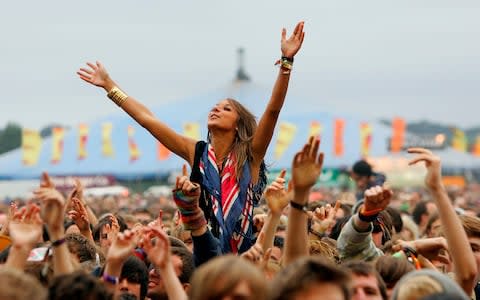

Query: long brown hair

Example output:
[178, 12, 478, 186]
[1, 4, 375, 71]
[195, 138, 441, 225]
[216, 98, 257, 180]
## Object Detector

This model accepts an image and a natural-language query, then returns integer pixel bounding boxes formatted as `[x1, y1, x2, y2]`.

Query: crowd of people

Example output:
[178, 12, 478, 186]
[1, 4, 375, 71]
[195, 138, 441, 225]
[1, 21, 480, 300]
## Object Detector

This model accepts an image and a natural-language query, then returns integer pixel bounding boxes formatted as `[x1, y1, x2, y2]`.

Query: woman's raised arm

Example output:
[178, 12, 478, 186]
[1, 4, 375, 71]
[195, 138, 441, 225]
[77, 61, 196, 165]
[251, 21, 305, 164]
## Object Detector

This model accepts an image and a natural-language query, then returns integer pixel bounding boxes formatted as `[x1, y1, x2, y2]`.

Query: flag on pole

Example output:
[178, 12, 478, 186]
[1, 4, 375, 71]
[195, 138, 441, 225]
[77, 124, 89, 160]
[101, 123, 114, 157]
[390, 118, 406, 153]
[309, 121, 323, 138]
[128, 125, 141, 162]
[274, 122, 297, 159]
[472, 136, 480, 157]
[360, 122, 373, 158]
[51, 127, 65, 164]
[183, 122, 201, 140]
[157, 142, 171, 160]
[452, 128, 468, 152]
[22, 129, 42, 166]
[333, 119, 345, 157]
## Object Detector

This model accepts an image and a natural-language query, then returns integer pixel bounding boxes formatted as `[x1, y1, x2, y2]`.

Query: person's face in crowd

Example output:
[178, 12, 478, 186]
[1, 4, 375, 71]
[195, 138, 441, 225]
[290, 282, 345, 300]
[270, 246, 282, 262]
[351, 173, 369, 190]
[178, 230, 193, 252]
[148, 254, 184, 297]
[427, 219, 442, 238]
[468, 236, 480, 281]
[351, 274, 383, 300]
[134, 212, 152, 225]
[116, 278, 141, 300]
[207, 100, 239, 131]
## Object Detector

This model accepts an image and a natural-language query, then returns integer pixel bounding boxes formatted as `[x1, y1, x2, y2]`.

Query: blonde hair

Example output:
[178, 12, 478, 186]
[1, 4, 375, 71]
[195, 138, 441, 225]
[396, 275, 443, 300]
[189, 255, 267, 300]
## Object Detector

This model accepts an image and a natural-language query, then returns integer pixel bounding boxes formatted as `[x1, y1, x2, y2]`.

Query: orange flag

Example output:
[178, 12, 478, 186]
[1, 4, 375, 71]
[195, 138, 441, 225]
[77, 124, 89, 160]
[101, 123, 114, 157]
[51, 127, 65, 164]
[157, 142, 171, 160]
[333, 119, 345, 157]
[128, 125, 141, 162]
[360, 122, 372, 158]
[309, 121, 323, 138]
[472, 136, 480, 157]
[390, 118, 406, 153]
[22, 129, 42, 166]
[274, 122, 297, 159]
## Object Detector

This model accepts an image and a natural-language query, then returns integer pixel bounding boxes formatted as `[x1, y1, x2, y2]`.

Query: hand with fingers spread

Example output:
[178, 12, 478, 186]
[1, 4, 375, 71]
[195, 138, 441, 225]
[9, 204, 43, 249]
[106, 229, 138, 264]
[172, 164, 206, 232]
[77, 61, 114, 91]
[68, 197, 90, 232]
[0, 201, 18, 236]
[291, 136, 324, 203]
[264, 169, 292, 216]
[281, 21, 305, 58]
[393, 237, 450, 264]
[241, 232, 272, 268]
[310, 201, 341, 235]
[142, 226, 171, 270]
[34, 173, 66, 234]
[408, 148, 443, 192]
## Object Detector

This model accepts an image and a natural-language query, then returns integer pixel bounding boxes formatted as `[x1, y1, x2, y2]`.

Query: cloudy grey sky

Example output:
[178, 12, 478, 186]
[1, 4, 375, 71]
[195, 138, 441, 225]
[1, 0, 480, 130]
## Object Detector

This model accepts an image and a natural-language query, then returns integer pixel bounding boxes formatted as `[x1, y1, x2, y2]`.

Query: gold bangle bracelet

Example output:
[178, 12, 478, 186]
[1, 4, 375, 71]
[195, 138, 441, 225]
[107, 86, 129, 107]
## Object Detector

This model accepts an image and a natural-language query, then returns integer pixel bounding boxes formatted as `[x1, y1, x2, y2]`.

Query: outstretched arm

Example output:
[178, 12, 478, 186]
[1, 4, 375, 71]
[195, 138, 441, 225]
[408, 148, 477, 295]
[77, 62, 196, 165]
[251, 21, 305, 164]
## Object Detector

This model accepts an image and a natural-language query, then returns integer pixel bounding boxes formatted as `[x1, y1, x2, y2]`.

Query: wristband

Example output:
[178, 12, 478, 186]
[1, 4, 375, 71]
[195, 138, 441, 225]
[290, 201, 308, 213]
[102, 273, 119, 285]
[51, 237, 66, 247]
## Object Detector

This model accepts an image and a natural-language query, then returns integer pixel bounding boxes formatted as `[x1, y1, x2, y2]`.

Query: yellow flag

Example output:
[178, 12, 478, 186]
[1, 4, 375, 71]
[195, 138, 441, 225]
[101, 123, 114, 157]
[452, 128, 468, 152]
[183, 122, 201, 140]
[360, 122, 373, 158]
[309, 121, 322, 138]
[274, 122, 297, 159]
[78, 124, 89, 160]
[128, 125, 141, 162]
[51, 127, 65, 164]
[22, 129, 42, 166]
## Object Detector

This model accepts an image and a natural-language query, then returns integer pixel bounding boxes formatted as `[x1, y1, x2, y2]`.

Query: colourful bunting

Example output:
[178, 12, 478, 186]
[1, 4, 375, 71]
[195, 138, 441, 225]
[22, 129, 42, 166]
[274, 122, 297, 159]
[51, 127, 65, 164]
[333, 119, 345, 157]
[77, 124, 89, 160]
[390, 118, 406, 153]
[127, 125, 141, 162]
[101, 123, 114, 157]
[360, 122, 372, 158]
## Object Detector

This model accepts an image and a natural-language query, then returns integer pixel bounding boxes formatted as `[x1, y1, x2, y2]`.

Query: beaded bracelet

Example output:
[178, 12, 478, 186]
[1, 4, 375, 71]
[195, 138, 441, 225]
[102, 273, 119, 285]
[51, 237, 66, 247]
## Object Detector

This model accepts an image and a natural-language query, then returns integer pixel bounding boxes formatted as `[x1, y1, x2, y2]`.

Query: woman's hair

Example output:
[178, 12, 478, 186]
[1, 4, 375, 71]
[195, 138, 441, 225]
[309, 239, 340, 264]
[401, 214, 420, 240]
[49, 270, 112, 300]
[0, 267, 47, 300]
[189, 254, 267, 300]
[391, 269, 469, 300]
[225, 98, 257, 180]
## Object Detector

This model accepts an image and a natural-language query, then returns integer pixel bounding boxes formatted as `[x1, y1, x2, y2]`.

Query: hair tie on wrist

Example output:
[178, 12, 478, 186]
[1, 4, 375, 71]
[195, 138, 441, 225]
[51, 237, 66, 247]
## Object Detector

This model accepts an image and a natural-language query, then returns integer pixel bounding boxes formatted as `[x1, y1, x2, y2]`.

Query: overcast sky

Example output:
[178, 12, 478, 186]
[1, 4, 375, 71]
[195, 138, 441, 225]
[1, 0, 480, 130]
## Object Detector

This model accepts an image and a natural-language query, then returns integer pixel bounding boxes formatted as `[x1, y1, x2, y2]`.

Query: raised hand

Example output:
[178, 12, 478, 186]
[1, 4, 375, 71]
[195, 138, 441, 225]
[241, 232, 272, 268]
[281, 21, 305, 58]
[9, 204, 43, 249]
[363, 185, 393, 214]
[393, 237, 450, 264]
[408, 148, 443, 192]
[310, 201, 341, 234]
[0, 201, 18, 236]
[107, 229, 138, 263]
[68, 197, 90, 232]
[175, 164, 201, 200]
[264, 170, 292, 216]
[77, 61, 112, 90]
[141, 226, 171, 270]
[291, 137, 324, 197]
[34, 174, 66, 233]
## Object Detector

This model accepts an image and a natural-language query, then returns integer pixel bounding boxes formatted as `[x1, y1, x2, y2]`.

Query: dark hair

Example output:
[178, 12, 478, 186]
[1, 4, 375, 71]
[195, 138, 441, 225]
[269, 257, 351, 300]
[412, 201, 428, 225]
[343, 260, 387, 300]
[329, 216, 351, 240]
[372, 210, 394, 245]
[120, 256, 149, 300]
[171, 247, 195, 284]
[274, 236, 285, 249]
[49, 270, 112, 300]
[352, 160, 373, 177]
[93, 214, 128, 242]
[385, 207, 403, 234]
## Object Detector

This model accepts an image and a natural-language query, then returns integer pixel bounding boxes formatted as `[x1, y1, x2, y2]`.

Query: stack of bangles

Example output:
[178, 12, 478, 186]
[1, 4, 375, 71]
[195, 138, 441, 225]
[107, 86, 129, 107]
[275, 56, 294, 74]
[393, 246, 421, 270]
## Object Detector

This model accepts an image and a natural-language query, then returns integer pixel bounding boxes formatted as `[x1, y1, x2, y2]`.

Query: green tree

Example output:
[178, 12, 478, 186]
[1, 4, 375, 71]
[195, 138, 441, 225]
[0, 122, 22, 155]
